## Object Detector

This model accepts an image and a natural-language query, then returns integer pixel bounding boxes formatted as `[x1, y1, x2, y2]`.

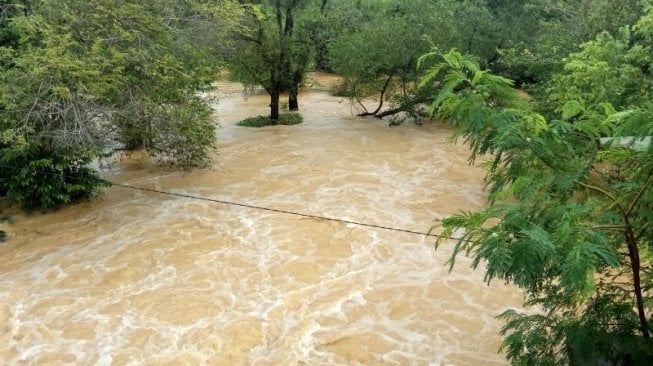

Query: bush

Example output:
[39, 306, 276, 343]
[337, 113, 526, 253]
[237, 113, 303, 127]
[0, 148, 110, 209]
[117, 95, 217, 168]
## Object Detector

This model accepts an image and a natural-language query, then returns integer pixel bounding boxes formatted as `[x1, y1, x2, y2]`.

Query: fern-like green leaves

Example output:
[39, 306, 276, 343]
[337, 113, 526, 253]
[420, 40, 653, 363]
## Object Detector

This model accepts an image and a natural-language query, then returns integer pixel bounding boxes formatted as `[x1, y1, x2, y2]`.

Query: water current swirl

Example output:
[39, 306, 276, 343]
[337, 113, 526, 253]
[0, 74, 522, 365]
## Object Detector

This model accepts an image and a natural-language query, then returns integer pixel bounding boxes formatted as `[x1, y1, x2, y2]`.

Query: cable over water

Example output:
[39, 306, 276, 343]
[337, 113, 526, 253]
[111, 181, 470, 242]
[1, 81, 513, 365]
[0, 162, 468, 242]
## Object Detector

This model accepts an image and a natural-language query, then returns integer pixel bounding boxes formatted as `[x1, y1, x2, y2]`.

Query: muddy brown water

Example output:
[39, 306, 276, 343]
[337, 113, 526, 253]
[0, 74, 522, 365]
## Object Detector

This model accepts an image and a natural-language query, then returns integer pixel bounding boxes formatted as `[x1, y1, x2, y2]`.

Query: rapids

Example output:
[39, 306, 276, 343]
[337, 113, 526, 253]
[0, 74, 522, 365]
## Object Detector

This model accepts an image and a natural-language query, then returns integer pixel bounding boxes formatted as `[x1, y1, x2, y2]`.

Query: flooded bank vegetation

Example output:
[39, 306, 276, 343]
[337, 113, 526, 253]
[0, 0, 242, 207]
[229, 0, 313, 122]
[1, 0, 652, 364]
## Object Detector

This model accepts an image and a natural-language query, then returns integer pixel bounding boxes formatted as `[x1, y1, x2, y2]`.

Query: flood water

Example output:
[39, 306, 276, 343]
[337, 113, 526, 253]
[0, 74, 522, 365]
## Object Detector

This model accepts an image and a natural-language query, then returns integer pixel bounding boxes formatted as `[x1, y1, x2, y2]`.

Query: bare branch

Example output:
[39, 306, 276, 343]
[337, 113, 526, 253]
[576, 181, 628, 216]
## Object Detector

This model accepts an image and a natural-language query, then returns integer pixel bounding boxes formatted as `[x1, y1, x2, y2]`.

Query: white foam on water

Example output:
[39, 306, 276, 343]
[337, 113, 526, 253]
[0, 78, 523, 365]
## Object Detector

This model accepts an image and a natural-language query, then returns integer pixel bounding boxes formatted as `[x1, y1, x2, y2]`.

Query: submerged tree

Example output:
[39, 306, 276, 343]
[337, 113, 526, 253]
[230, 0, 312, 121]
[419, 14, 653, 365]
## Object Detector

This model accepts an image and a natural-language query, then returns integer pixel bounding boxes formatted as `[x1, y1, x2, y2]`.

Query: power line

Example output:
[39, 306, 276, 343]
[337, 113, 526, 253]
[111, 182, 469, 241]
[0, 163, 473, 242]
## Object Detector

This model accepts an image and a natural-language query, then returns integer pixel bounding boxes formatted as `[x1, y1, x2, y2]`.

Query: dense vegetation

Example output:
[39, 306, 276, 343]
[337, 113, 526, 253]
[418, 7, 653, 365]
[1, 0, 652, 364]
[229, 0, 314, 120]
[0, 0, 241, 208]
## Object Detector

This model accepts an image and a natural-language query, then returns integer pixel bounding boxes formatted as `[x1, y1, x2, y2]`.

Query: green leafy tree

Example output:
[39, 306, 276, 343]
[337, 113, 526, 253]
[491, 0, 646, 86]
[419, 23, 653, 365]
[0, 0, 239, 208]
[546, 27, 651, 118]
[230, 0, 312, 121]
[327, 0, 496, 121]
[327, 1, 425, 117]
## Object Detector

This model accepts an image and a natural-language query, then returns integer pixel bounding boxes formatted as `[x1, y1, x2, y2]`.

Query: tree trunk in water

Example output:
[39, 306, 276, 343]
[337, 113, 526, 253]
[289, 84, 299, 111]
[288, 69, 302, 111]
[357, 73, 394, 117]
[270, 91, 280, 122]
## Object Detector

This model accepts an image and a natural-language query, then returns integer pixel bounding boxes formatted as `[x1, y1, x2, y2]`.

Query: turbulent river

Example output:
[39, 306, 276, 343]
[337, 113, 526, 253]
[0, 74, 522, 365]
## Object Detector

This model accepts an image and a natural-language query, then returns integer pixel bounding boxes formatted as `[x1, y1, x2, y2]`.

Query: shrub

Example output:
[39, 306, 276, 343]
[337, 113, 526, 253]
[237, 113, 303, 127]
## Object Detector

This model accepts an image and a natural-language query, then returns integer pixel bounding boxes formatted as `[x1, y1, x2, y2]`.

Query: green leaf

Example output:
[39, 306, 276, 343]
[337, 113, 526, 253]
[561, 100, 584, 120]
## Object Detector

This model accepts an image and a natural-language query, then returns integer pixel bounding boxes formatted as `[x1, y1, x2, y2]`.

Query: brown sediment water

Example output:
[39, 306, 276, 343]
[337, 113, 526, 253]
[0, 73, 522, 365]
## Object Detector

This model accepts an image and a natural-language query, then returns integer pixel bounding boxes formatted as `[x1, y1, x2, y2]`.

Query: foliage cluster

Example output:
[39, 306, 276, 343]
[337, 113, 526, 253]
[326, 0, 497, 120]
[0, 0, 239, 208]
[229, 0, 314, 120]
[491, 0, 646, 86]
[419, 7, 653, 363]
[321, 0, 650, 123]
[237, 112, 302, 127]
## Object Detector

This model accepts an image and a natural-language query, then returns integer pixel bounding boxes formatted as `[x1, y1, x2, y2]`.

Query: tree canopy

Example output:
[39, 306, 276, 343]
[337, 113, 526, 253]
[229, 0, 314, 120]
[420, 7, 653, 363]
[0, 0, 241, 208]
